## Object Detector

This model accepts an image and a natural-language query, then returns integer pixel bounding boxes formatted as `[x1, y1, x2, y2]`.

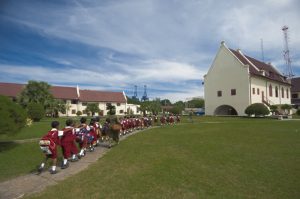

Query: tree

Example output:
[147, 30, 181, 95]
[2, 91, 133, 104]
[46, 99, 66, 117]
[27, 103, 45, 122]
[149, 100, 161, 115]
[106, 103, 116, 115]
[0, 95, 27, 135]
[127, 96, 140, 105]
[160, 99, 172, 106]
[170, 106, 182, 115]
[173, 101, 185, 114]
[76, 111, 82, 116]
[245, 103, 270, 117]
[85, 103, 100, 116]
[187, 99, 205, 108]
[269, 105, 278, 115]
[18, 81, 53, 108]
[140, 101, 151, 116]
[281, 104, 292, 115]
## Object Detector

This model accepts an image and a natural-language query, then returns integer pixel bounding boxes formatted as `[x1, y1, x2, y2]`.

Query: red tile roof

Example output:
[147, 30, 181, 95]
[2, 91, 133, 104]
[0, 82, 126, 103]
[0, 82, 25, 98]
[291, 77, 300, 92]
[79, 89, 126, 103]
[50, 86, 78, 100]
[229, 49, 290, 85]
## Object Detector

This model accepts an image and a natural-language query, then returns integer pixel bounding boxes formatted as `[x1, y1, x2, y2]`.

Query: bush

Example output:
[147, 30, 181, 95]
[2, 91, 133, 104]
[296, 109, 300, 116]
[245, 103, 270, 117]
[27, 103, 45, 122]
[280, 104, 292, 115]
[0, 95, 27, 134]
[76, 111, 82, 116]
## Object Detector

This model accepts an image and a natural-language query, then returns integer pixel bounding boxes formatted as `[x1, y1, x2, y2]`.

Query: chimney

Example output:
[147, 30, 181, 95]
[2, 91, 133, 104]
[76, 85, 80, 98]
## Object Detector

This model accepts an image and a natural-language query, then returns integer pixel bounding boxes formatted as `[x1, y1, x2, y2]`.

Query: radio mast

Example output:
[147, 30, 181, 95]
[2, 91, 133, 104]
[282, 25, 294, 78]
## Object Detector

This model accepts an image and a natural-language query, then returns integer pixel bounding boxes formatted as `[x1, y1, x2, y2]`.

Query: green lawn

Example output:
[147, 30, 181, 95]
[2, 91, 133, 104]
[24, 118, 299, 199]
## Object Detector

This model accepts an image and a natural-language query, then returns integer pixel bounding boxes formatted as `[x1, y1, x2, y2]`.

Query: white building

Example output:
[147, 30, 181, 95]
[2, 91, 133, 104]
[204, 41, 291, 116]
[0, 82, 140, 116]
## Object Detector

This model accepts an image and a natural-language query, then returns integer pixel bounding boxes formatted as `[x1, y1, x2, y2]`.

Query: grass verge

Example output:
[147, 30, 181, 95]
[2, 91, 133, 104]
[26, 118, 300, 199]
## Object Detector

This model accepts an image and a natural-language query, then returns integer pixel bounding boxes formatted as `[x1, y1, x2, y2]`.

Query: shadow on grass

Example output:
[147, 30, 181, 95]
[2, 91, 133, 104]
[0, 141, 19, 152]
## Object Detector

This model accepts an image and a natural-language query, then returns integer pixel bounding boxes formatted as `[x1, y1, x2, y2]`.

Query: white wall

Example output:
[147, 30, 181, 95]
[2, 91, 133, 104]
[204, 42, 250, 116]
[251, 76, 291, 105]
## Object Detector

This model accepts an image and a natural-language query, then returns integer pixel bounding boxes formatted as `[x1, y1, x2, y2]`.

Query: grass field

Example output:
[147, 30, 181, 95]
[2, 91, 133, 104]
[23, 117, 299, 199]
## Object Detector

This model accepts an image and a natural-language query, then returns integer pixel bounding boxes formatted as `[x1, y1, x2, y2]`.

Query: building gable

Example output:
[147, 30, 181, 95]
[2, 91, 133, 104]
[205, 41, 248, 78]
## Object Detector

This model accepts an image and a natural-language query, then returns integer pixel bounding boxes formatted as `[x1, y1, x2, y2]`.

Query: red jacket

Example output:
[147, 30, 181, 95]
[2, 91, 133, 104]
[61, 127, 76, 143]
[43, 128, 60, 145]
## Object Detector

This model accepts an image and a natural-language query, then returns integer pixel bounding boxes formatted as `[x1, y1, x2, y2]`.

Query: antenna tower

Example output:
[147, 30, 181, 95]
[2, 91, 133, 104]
[282, 25, 294, 78]
[141, 85, 149, 101]
[132, 85, 138, 100]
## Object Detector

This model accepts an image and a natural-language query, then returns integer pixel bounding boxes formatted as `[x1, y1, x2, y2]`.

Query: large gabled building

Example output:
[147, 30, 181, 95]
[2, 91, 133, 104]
[0, 82, 140, 116]
[204, 41, 291, 116]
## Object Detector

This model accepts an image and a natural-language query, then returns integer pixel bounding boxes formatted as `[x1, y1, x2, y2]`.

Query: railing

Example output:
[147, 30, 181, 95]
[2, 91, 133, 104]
[262, 97, 274, 106]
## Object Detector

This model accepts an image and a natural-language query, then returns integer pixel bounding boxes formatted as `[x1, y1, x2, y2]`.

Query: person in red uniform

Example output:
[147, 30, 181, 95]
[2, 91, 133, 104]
[38, 121, 61, 174]
[160, 115, 166, 126]
[61, 119, 79, 169]
[94, 116, 102, 145]
[77, 117, 90, 157]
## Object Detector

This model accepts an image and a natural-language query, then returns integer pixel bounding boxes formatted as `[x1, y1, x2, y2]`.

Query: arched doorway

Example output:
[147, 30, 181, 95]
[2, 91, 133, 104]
[214, 105, 238, 116]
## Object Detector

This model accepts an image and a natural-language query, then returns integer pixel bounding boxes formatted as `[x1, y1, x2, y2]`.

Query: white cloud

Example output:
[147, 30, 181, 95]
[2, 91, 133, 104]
[1, 0, 300, 101]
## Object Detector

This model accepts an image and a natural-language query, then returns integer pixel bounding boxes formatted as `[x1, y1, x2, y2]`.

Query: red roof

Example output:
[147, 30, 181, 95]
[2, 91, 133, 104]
[0, 82, 25, 98]
[0, 82, 126, 103]
[50, 86, 78, 100]
[79, 89, 126, 103]
[229, 49, 290, 85]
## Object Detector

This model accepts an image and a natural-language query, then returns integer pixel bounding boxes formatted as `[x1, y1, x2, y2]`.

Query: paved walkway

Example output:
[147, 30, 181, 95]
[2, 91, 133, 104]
[0, 128, 151, 199]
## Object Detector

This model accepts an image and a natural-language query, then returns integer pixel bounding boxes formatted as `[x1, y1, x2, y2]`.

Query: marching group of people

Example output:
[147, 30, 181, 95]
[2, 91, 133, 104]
[38, 114, 180, 174]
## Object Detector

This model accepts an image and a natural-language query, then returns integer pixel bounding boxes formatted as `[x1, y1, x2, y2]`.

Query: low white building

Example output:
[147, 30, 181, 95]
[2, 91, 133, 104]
[0, 82, 140, 116]
[204, 41, 291, 116]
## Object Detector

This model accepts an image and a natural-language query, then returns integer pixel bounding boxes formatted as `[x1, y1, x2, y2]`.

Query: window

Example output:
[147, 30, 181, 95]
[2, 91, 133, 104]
[257, 88, 260, 95]
[117, 103, 121, 106]
[286, 89, 289, 98]
[231, 89, 236, 96]
[82, 102, 87, 106]
[282, 87, 284, 98]
[71, 100, 78, 104]
[275, 86, 278, 97]
[71, 109, 76, 114]
[292, 94, 298, 98]
[119, 110, 124, 114]
[252, 88, 255, 94]
[269, 84, 273, 97]
[217, 91, 222, 97]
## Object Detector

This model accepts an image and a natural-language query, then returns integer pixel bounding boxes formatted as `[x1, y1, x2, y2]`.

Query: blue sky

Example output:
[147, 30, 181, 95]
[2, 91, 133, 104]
[0, 0, 299, 102]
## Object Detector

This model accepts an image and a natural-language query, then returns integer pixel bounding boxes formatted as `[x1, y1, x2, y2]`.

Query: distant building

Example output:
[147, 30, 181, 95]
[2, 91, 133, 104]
[0, 82, 140, 116]
[204, 41, 291, 116]
[291, 77, 300, 109]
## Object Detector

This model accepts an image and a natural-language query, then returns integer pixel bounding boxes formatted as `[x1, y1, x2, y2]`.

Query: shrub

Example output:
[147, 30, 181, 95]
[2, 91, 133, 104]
[76, 111, 82, 116]
[280, 104, 292, 115]
[0, 95, 27, 134]
[296, 109, 300, 116]
[245, 103, 270, 117]
[27, 103, 45, 122]
[269, 105, 278, 114]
